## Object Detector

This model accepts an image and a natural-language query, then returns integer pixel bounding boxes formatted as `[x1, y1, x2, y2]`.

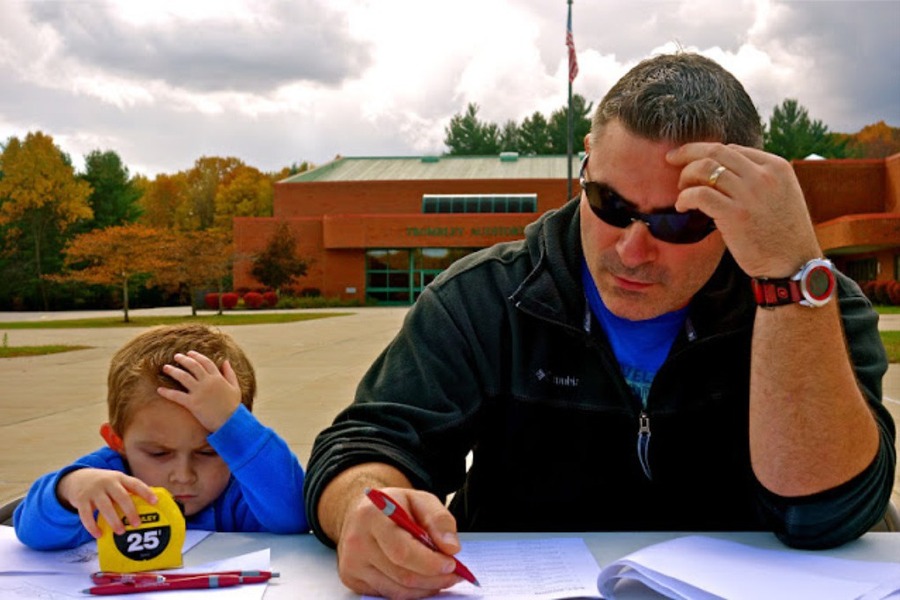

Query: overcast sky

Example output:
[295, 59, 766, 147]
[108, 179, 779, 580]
[1, 0, 898, 178]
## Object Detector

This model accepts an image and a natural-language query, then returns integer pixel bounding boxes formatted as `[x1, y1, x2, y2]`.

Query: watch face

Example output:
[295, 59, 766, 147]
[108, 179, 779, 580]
[804, 263, 835, 304]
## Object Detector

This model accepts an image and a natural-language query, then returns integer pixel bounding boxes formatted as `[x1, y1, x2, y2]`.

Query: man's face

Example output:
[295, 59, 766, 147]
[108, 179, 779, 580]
[580, 120, 726, 321]
[120, 398, 231, 517]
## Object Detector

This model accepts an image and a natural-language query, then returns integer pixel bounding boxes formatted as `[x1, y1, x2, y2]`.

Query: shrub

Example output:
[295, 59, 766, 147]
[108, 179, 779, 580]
[300, 287, 321, 298]
[262, 291, 278, 307]
[243, 291, 264, 309]
[888, 281, 900, 305]
[204, 293, 219, 310]
[221, 292, 240, 309]
[873, 281, 893, 305]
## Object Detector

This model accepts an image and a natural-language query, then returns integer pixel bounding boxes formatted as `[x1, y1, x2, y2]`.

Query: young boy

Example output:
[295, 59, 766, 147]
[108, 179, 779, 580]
[14, 323, 308, 550]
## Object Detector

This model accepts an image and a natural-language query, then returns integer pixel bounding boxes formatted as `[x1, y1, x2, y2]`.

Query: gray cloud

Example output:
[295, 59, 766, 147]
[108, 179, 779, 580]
[1, 0, 897, 178]
[27, 0, 372, 92]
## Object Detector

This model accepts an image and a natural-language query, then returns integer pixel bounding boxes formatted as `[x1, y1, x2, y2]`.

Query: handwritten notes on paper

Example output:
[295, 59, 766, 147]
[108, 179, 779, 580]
[363, 537, 601, 600]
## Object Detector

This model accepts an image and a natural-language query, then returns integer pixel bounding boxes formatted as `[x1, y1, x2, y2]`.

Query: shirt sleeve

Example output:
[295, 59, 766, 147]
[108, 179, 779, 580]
[14, 448, 124, 550]
[756, 277, 897, 549]
[208, 405, 308, 533]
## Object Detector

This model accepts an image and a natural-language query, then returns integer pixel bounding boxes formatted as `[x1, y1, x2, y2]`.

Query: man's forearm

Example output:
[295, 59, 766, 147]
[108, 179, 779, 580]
[317, 462, 414, 544]
[749, 302, 880, 497]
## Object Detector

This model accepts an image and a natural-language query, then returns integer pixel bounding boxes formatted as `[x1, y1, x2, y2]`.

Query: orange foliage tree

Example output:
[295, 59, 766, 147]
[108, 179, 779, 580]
[53, 224, 177, 322]
[0, 131, 93, 308]
[845, 121, 900, 159]
[155, 229, 234, 315]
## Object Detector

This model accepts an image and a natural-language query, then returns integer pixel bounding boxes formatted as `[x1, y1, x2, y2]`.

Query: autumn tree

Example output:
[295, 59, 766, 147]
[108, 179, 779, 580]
[213, 164, 273, 230]
[156, 229, 234, 315]
[843, 121, 900, 159]
[53, 224, 177, 322]
[184, 156, 244, 230]
[764, 99, 848, 160]
[138, 172, 189, 229]
[0, 131, 93, 309]
[79, 149, 143, 230]
[251, 222, 307, 293]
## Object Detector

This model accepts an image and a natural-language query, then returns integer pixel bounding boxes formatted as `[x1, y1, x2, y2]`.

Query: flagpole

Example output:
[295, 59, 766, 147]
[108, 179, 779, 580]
[566, 0, 574, 200]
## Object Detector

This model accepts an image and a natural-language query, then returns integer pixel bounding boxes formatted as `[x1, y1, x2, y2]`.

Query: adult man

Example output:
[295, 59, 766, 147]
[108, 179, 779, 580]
[304, 53, 895, 599]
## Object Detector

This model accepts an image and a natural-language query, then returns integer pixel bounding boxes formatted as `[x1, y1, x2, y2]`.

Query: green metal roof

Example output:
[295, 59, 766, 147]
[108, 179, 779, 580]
[279, 153, 586, 183]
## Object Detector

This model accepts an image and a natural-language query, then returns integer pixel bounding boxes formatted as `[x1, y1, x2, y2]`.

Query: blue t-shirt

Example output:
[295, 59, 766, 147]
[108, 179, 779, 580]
[582, 261, 687, 407]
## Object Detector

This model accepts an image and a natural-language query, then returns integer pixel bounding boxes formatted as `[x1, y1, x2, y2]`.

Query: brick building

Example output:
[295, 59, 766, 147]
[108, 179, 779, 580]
[233, 152, 900, 304]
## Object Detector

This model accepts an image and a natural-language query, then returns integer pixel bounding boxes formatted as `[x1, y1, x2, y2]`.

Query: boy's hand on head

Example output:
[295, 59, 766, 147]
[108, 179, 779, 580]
[57, 469, 157, 539]
[157, 350, 242, 433]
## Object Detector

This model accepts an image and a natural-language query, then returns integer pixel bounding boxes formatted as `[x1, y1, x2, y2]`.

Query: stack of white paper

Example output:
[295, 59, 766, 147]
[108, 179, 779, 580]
[597, 535, 900, 600]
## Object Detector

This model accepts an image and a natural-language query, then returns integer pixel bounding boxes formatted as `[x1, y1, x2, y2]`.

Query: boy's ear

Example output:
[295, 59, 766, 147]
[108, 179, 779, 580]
[100, 423, 124, 452]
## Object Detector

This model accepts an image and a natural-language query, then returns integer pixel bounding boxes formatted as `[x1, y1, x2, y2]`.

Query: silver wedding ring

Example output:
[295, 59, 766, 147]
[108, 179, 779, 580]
[707, 165, 727, 188]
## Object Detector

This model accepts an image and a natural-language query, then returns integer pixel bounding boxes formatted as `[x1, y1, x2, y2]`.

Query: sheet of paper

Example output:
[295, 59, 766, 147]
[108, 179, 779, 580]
[0, 526, 211, 574]
[363, 537, 601, 600]
[597, 535, 900, 600]
[0, 546, 270, 600]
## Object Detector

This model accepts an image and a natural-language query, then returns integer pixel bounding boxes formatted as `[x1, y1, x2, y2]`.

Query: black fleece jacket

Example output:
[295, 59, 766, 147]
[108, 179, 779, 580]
[305, 199, 895, 550]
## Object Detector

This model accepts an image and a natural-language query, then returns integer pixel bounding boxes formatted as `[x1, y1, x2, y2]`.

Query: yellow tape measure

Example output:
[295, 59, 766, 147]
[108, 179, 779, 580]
[96, 487, 186, 572]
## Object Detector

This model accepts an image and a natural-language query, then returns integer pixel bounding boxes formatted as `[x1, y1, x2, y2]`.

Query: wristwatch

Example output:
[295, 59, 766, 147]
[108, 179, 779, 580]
[751, 258, 837, 308]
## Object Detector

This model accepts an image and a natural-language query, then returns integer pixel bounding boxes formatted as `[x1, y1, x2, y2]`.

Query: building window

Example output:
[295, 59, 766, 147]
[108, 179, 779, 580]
[844, 258, 878, 283]
[422, 194, 537, 214]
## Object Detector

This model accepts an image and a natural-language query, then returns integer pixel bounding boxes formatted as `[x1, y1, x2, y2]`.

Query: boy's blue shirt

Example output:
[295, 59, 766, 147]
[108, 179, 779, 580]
[14, 405, 309, 550]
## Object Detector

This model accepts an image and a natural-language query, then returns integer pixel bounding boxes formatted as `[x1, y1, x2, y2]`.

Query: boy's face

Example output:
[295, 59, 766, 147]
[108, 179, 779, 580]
[119, 397, 231, 517]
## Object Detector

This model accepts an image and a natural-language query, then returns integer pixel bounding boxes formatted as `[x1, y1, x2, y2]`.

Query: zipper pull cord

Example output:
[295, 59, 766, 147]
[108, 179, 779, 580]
[637, 411, 653, 480]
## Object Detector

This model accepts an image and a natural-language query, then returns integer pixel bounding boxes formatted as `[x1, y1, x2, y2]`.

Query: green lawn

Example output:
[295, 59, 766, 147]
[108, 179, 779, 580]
[0, 312, 351, 358]
[0, 344, 92, 358]
[883, 331, 900, 364]
[0, 310, 898, 363]
[0, 311, 351, 330]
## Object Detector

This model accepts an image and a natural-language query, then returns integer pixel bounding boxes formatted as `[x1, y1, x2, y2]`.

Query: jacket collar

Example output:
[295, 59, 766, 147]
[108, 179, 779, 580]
[511, 198, 755, 338]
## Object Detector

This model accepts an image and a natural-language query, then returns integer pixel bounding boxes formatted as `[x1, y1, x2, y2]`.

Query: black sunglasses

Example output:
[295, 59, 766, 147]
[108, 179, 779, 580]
[579, 155, 716, 244]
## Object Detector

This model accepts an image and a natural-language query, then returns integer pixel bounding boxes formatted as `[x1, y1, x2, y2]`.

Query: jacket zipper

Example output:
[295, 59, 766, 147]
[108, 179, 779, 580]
[637, 410, 652, 480]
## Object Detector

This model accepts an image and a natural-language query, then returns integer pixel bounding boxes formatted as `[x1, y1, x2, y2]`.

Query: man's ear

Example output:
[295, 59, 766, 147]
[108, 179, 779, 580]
[583, 132, 591, 153]
[100, 423, 124, 453]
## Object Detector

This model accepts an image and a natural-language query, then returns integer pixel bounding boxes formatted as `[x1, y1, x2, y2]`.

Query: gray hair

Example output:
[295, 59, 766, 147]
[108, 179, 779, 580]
[590, 52, 763, 149]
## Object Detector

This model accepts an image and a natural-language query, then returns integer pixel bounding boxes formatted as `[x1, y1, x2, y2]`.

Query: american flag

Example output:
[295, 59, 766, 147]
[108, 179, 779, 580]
[566, 9, 578, 82]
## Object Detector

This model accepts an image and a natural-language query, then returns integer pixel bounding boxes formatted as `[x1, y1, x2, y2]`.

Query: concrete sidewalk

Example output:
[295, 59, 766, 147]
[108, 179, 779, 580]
[1, 306, 898, 512]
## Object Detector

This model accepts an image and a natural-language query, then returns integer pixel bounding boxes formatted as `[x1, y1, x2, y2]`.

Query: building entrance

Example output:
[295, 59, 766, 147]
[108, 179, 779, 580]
[366, 248, 475, 304]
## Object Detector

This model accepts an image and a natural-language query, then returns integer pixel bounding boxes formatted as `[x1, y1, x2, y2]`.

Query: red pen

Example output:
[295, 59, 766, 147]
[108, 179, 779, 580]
[365, 487, 480, 587]
[83, 574, 250, 595]
[90, 570, 279, 585]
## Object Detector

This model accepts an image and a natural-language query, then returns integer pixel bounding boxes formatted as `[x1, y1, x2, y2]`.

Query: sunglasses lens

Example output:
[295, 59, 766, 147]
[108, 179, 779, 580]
[647, 212, 714, 244]
[582, 182, 714, 244]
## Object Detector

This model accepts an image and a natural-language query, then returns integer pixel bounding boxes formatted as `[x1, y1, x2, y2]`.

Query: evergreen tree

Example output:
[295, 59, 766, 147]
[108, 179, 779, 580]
[79, 149, 143, 230]
[549, 94, 593, 154]
[518, 112, 553, 155]
[443, 103, 501, 155]
[764, 99, 848, 160]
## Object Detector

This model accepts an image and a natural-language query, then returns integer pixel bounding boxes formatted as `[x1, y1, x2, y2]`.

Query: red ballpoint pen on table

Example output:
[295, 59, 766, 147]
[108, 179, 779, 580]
[90, 570, 279, 585]
[84, 573, 249, 595]
[365, 487, 480, 587]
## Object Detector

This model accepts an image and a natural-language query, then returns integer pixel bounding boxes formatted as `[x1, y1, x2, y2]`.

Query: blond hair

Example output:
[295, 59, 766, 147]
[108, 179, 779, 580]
[107, 323, 256, 434]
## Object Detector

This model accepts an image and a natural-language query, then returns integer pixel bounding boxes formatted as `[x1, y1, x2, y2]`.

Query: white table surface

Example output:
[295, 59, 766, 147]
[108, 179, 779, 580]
[182, 530, 900, 599]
